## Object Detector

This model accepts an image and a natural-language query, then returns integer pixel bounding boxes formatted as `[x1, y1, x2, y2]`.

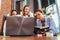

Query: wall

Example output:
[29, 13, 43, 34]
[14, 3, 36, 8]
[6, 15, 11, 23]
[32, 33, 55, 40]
[0, 0, 14, 33]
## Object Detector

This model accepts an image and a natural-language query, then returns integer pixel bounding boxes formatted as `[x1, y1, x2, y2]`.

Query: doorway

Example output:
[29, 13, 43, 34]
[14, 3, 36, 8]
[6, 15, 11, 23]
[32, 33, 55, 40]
[41, 0, 48, 8]
[16, 1, 20, 14]
[33, 0, 38, 12]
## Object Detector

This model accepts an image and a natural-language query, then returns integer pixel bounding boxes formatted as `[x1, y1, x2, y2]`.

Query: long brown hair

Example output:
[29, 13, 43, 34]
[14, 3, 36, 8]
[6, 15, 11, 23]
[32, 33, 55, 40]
[22, 5, 30, 16]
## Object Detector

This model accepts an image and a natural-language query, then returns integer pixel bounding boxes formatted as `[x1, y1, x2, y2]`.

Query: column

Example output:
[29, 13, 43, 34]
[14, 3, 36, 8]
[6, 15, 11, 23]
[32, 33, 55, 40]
[23, 0, 27, 7]
[37, 0, 42, 9]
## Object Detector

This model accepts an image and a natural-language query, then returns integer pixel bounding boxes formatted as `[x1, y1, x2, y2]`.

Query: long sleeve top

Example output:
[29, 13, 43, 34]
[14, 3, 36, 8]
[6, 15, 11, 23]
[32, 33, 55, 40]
[36, 17, 58, 35]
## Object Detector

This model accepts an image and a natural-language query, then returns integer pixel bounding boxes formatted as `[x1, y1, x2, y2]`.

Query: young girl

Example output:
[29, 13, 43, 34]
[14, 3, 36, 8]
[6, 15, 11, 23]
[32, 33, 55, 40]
[34, 10, 58, 35]
[20, 5, 34, 17]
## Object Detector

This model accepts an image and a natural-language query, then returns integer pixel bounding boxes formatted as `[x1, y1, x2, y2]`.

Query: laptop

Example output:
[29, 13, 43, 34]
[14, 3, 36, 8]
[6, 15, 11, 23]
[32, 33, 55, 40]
[6, 16, 35, 36]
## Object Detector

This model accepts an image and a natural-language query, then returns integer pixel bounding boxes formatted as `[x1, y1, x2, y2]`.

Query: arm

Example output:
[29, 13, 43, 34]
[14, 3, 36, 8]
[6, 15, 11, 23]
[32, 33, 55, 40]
[49, 18, 58, 35]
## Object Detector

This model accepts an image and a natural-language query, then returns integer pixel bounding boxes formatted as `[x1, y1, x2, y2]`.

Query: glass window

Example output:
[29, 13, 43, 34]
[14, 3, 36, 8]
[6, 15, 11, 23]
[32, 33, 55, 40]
[50, 0, 55, 4]
[26, 0, 30, 5]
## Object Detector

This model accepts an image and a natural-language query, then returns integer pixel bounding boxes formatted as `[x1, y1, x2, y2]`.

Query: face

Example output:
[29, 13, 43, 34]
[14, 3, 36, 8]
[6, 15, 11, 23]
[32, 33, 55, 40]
[36, 11, 44, 20]
[36, 12, 41, 19]
[24, 7, 30, 14]
[12, 11, 17, 16]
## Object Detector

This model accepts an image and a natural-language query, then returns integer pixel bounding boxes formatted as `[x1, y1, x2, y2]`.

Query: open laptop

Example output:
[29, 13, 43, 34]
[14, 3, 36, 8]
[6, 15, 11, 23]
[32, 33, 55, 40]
[6, 16, 35, 36]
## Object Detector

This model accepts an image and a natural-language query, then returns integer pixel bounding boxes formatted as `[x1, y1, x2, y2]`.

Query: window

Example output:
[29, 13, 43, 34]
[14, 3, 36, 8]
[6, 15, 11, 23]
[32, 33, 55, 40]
[26, 0, 30, 5]
[50, 0, 55, 4]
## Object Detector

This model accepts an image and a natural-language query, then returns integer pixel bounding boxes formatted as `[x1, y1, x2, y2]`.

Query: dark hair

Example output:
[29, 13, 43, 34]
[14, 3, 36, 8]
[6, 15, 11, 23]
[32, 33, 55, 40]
[35, 10, 42, 13]
[22, 5, 30, 16]
[10, 10, 17, 16]
[35, 10, 42, 20]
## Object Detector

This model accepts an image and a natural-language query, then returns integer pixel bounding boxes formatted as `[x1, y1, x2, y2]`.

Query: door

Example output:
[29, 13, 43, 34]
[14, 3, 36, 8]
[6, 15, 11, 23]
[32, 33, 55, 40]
[16, 1, 20, 14]
[33, 0, 38, 12]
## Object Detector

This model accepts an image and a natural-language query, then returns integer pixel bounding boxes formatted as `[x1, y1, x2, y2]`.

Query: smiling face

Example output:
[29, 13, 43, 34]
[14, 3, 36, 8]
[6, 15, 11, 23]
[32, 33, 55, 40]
[24, 7, 30, 15]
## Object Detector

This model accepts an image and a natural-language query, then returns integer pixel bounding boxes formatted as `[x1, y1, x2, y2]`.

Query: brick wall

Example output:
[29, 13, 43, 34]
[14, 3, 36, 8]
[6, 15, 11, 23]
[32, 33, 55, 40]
[0, 0, 14, 33]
